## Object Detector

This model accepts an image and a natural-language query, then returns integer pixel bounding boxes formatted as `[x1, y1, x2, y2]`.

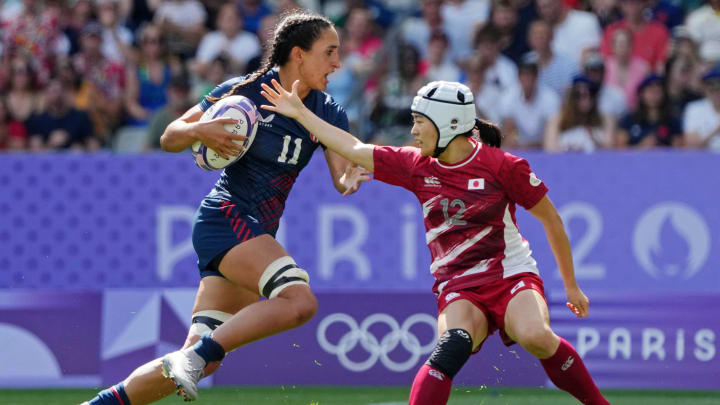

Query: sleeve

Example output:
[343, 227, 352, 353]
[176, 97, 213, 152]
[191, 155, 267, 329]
[198, 77, 243, 112]
[372, 146, 419, 190]
[682, 102, 700, 134]
[499, 153, 549, 210]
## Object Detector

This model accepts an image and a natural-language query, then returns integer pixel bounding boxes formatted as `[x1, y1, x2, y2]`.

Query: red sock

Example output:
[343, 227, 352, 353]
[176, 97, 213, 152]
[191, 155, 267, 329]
[540, 337, 610, 405]
[408, 364, 452, 405]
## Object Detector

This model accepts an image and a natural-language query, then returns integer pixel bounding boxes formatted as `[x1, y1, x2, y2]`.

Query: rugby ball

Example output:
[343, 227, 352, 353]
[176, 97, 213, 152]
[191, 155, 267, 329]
[191, 95, 259, 170]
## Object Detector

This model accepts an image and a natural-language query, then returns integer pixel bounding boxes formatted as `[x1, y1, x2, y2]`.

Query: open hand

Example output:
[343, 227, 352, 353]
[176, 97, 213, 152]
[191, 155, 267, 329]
[260, 79, 305, 120]
[195, 118, 246, 159]
[339, 163, 372, 196]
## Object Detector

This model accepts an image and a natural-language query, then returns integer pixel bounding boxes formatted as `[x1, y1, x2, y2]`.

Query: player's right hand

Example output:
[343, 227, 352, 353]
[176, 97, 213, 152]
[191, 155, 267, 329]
[195, 118, 247, 159]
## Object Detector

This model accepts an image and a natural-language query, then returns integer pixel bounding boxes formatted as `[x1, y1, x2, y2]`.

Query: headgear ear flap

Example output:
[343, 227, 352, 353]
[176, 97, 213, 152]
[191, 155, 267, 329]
[411, 81, 476, 155]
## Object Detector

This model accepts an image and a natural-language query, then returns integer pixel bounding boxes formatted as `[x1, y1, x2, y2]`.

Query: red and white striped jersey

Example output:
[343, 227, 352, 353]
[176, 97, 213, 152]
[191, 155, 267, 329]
[373, 140, 549, 295]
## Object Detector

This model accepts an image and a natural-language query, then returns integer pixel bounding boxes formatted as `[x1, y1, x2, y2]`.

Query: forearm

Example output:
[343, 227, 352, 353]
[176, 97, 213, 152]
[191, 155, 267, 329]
[542, 213, 577, 289]
[296, 107, 374, 170]
[160, 119, 199, 152]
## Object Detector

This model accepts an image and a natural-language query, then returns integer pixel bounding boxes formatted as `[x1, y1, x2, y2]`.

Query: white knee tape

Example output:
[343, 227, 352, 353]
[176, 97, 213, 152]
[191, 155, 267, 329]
[189, 310, 233, 337]
[258, 256, 310, 298]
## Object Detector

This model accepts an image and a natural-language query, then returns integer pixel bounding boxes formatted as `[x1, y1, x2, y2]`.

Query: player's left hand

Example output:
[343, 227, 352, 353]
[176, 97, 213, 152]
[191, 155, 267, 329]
[340, 163, 371, 196]
[565, 284, 589, 318]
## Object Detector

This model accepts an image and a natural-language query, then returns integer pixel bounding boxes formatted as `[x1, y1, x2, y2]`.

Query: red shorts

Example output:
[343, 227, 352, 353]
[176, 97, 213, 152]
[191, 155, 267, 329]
[436, 272, 546, 352]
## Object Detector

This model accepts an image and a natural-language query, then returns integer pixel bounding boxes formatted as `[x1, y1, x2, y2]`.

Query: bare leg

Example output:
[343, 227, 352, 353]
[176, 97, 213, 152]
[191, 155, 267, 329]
[210, 235, 318, 349]
[122, 276, 258, 405]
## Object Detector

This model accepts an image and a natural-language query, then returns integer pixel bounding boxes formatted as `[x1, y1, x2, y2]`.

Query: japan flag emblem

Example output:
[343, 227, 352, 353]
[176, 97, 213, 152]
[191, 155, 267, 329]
[468, 178, 484, 190]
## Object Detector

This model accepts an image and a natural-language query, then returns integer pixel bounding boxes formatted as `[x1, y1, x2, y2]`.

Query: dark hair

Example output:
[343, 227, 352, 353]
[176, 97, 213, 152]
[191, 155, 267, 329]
[207, 10, 333, 102]
[474, 118, 502, 148]
[559, 80, 602, 131]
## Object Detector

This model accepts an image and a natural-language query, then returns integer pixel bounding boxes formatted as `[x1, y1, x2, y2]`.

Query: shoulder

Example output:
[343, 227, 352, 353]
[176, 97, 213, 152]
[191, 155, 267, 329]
[685, 98, 710, 115]
[199, 76, 247, 111]
[308, 90, 348, 121]
[374, 144, 425, 164]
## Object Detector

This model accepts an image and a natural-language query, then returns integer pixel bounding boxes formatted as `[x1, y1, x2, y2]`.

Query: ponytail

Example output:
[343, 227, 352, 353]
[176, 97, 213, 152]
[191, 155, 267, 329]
[474, 118, 502, 148]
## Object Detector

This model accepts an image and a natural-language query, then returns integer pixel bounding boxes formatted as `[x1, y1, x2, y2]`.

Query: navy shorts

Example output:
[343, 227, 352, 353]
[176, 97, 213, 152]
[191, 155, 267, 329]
[192, 198, 268, 278]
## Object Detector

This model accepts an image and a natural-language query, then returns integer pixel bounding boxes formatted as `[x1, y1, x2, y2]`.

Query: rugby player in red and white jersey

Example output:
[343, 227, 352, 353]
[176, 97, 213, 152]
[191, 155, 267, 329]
[261, 79, 610, 405]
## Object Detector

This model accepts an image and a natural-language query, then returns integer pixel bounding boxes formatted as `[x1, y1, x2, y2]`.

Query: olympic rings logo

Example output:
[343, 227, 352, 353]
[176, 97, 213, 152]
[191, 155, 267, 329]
[316, 313, 437, 372]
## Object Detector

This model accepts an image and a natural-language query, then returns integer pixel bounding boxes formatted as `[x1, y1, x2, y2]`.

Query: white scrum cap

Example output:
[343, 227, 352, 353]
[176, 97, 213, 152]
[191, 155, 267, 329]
[411, 81, 476, 149]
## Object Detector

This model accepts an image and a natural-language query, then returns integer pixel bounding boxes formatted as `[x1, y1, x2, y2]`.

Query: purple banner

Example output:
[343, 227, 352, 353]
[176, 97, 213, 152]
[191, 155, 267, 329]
[0, 151, 719, 389]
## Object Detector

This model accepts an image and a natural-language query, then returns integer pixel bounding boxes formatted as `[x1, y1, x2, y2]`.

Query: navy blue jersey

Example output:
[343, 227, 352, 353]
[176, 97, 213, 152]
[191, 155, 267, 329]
[198, 69, 349, 235]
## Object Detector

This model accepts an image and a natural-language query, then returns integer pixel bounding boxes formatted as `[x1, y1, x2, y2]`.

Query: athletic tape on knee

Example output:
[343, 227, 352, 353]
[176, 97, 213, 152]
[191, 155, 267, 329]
[189, 310, 233, 337]
[425, 328, 473, 379]
[258, 256, 309, 298]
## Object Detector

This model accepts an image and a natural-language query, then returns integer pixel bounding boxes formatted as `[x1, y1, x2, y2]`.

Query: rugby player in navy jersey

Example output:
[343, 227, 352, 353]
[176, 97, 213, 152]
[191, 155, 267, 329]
[261, 79, 610, 405]
[83, 11, 370, 405]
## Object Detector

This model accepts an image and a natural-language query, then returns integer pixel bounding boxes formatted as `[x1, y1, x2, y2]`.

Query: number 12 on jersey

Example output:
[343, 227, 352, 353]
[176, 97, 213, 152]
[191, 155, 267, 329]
[278, 135, 302, 165]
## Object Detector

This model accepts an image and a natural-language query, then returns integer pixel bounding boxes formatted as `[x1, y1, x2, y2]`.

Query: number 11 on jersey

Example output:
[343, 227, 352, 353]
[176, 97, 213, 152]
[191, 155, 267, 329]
[278, 135, 302, 165]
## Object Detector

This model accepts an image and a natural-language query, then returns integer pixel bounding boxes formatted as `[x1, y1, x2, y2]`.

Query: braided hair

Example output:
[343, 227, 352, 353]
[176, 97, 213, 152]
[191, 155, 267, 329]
[206, 11, 333, 102]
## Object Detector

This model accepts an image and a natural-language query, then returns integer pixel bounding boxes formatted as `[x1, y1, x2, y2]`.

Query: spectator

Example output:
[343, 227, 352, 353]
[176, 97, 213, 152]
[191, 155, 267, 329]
[499, 52, 561, 149]
[146, 73, 193, 149]
[535, 0, 603, 64]
[545, 76, 615, 152]
[616, 74, 683, 147]
[647, 0, 685, 30]
[0, 97, 27, 151]
[470, 24, 518, 123]
[685, 0, 720, 54]
[97, 0, 134, 63]
[124, 23, 180, 128]
[191, 55, 230, 103]
[665, 56, 702, 120]
[244, 13, 277, 74]
[63, 0, 95, 55]
[2, 0, 71, 84]
[668, 25, 700, 63]
[402, 0, 444, 60]
[26, 79, 97, 151]
[73, 22, 126, 141]
[192, 2, 261, 77]
[582, 51, 629, 120]
[600, 0, 670, 71]
[5, 57, 42, 124]
[425, 31, 462, 82]
[528, 19, 578, 97]
[590, 0, 622, 28]
[441, 0, 490, 64]
[236, 0, 272, 34]
[491, 0, 529, 64]
[682, 65, 720, 150]
[604, 27, 650, 109]
[154, 0, 206, 59]
[342, 6, 383, 82]
[369, 44, 425, 146]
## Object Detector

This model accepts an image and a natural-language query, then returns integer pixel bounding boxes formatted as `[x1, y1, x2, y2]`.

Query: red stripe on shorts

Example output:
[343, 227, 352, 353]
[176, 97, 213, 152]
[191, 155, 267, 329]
[233, 216, 242, 232]
[111, 387, 126, 405]
[241, 228, 252, 242]
[236, 222, 247, 239]
[224, 204, 235, 218]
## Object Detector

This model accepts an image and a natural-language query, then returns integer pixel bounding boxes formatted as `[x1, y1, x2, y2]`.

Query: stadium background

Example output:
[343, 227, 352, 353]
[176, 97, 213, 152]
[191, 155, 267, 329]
[1, 0, 719, 403]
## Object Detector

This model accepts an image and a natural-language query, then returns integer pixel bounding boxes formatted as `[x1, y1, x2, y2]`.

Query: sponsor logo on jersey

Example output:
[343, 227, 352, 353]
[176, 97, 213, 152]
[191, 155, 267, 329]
[428, 369, 445, 380]
[247, 215, 259, 223]
[468, 178, 484, 190]
[424, 176, 441, 187]
[258, 112, 275, 127]
[529, 172, 542, 187]
[561, 355, 574, 371]
[445, 292, 460, 302]
[510, 280, 525, 295]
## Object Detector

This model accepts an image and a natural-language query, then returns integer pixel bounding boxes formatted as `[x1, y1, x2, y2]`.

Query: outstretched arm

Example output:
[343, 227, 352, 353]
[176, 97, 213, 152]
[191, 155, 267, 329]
[528, 195, 590, 318]
[261, 79, 375, 172]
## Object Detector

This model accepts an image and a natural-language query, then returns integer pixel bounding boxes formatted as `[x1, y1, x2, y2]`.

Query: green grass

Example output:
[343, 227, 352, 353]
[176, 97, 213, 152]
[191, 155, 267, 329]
[1, 386, 719, 405]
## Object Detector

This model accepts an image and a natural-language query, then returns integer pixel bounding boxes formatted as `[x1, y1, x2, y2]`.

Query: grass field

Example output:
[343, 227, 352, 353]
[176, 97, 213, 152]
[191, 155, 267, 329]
[2, 386, 720, 405]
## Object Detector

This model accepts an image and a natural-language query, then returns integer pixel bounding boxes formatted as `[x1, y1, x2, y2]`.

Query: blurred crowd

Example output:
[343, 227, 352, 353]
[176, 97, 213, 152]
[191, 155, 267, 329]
[1, 0, 720, 153]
